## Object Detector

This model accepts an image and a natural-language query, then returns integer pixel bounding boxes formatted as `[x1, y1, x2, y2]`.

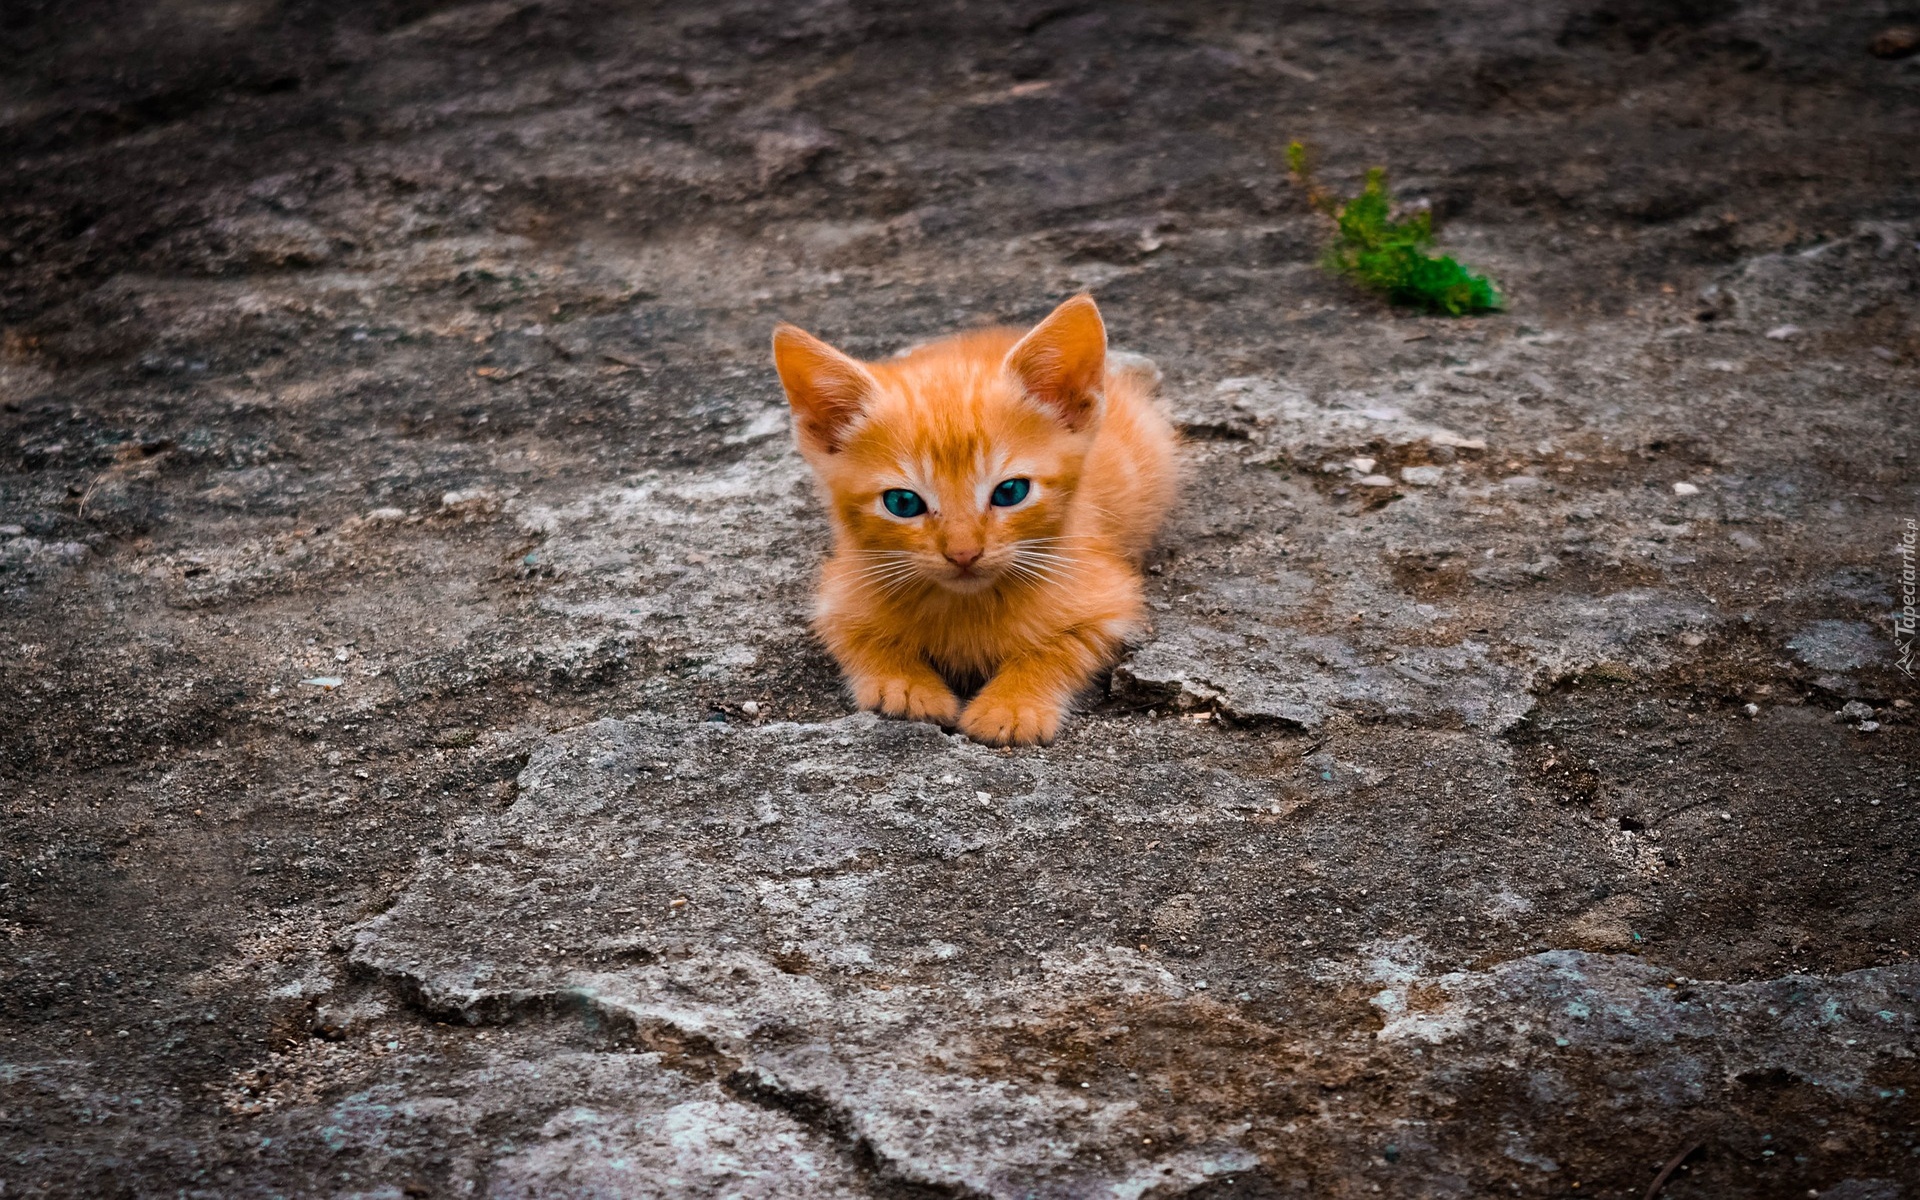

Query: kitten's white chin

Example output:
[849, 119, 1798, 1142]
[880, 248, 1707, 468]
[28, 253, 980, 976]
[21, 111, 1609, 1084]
[937, 571, 998, 595]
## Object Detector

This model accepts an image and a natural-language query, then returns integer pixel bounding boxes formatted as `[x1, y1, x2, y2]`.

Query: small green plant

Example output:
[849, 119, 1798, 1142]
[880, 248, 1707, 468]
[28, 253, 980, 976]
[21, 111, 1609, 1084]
[1286, 141, 1501, 316]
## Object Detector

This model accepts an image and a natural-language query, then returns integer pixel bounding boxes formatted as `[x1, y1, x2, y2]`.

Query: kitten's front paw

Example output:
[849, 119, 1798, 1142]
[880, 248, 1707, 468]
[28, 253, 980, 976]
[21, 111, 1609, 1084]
[855, 675, 960, 726]
[958, 694, 1063, 747]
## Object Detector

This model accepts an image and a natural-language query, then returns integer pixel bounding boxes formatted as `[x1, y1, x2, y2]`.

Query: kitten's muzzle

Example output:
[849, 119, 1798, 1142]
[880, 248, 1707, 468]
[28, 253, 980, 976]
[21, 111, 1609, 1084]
[934, 551, 999, 593]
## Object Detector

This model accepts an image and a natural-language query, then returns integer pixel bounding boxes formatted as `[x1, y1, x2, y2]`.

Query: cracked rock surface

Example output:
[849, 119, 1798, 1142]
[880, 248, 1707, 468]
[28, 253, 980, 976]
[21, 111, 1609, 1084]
[2, 2, 1917, 1197]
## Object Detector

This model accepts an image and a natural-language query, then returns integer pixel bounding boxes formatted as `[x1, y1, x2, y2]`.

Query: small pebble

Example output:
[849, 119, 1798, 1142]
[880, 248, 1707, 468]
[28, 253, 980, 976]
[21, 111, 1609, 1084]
[1672, 482, 1699, 496]
[976, 790, 991, 806]
[300, 676, 344, 689]
[741, 700, 760, 716]
[441, 487, 496, 511]
[1859, 720, 1880, 733]
[1399, 465, 1444, 487]
[1764, 324, 1802, 341]
[1348, 456, 1377, 474]
[1355, 474, 1395, 488]
[1744, 703, 1760, 717]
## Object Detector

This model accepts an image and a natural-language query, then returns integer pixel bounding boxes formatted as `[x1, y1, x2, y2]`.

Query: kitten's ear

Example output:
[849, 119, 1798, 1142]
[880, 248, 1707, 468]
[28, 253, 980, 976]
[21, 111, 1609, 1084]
[1004, 293, 1107, 432]
[772, 324, 878, 454]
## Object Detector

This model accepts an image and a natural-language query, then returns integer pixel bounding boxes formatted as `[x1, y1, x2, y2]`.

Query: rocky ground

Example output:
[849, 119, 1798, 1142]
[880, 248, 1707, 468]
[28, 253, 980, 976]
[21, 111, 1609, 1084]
[3, 1, 1918, 1196]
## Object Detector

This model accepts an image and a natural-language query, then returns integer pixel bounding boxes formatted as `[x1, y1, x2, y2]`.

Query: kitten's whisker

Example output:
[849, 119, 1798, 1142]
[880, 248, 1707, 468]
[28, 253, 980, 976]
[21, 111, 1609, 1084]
[1009, 557, 1066, 584]
[1014, 542, 1074, 559]
[1002, 561, 1051, 589]
[1012, 565, 1066, 582]
[865, 570, 925, 599]
[851, 568, 918, 586]
[863, 574, 924, 594]
[851, 562, 926, 590]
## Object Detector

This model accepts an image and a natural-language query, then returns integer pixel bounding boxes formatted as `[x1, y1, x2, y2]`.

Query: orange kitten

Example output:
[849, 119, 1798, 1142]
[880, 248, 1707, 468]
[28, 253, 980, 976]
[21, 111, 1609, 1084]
[771, 294, 1179, 745]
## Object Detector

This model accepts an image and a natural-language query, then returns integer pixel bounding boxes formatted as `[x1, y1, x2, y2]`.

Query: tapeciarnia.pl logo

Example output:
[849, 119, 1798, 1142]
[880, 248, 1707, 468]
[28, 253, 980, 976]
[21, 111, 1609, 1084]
[1898, 517, 1917, 678]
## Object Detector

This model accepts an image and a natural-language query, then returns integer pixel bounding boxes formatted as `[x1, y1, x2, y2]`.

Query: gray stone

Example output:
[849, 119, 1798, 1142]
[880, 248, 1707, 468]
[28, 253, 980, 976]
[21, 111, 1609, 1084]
[348, 716, 1920, 1191]
[1790, 622, 1887, 671]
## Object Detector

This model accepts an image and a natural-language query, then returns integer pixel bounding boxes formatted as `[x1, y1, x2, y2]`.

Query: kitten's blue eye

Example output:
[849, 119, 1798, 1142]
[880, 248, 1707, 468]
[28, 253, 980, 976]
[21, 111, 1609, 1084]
[990, 478, 1031, 507]
[882, 489, 926, 518]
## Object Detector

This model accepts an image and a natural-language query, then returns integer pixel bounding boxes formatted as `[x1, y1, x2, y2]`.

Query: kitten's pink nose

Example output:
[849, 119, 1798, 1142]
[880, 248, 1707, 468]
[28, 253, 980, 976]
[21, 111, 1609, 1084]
[945, 547, 982, 571]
